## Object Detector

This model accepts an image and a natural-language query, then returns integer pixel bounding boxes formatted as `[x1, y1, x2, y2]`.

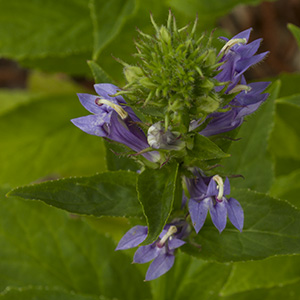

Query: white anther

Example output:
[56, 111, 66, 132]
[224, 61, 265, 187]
[212, 175, 224, 200]
[157, 225, 177, 247]
[221, 38, 247, 54]
[95, 98, 128, 119]
[228, 84, 252, 94]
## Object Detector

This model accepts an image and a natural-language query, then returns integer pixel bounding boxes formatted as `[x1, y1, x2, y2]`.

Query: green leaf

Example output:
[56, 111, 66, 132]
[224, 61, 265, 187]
[137, 163, 179, 244]
[220, 255, 300, 296]
[0, 287, 102, 300]
[19, 52, 92, 77]
[270, 169, 300, 209]
[188, 133, 230, 161]
[95, 2, 170, 83]
[0, 93, 106, 187]
[182, 188, 300, 262]
[90, 0, 137, 60]
[87, 60, 114, 84]
[0, 0, 93, 59]
[270, 96, 300, 176]
[277, 73, 300, 98]
[0, 186, 151, 299]
[222, 80, 281, 193]
[168, 0, 276, 29]
[104, 140, 140, 172]
[150, 252, 232, 300]
[8, 171, 141, 218]
[221, 280, 300, 300]
[288, 23, 300, 49]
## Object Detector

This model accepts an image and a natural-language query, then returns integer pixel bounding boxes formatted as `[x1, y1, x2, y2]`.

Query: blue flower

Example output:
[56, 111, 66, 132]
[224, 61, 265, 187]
[186, 173, 244, 233]
[71, 83, 159, 162]
[116, 225, 186, 281]
[196, 29, 270, 136]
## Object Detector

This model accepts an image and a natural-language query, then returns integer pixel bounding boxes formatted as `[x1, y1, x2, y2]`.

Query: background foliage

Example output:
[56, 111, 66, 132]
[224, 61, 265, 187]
[1, 0, 300, 299]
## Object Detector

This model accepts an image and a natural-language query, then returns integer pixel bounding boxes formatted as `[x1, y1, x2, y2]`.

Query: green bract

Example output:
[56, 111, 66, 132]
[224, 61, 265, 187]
[117, 13, 228, 131]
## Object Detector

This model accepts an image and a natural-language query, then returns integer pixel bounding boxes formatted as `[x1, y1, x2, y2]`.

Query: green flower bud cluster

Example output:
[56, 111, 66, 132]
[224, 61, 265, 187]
[117, 12, 228, 132]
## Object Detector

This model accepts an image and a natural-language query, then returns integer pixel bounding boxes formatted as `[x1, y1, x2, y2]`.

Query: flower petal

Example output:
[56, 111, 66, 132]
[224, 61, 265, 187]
[115, 225, 148, 250]
[168, 238, 186, 250]
[224, 177, 230, 196]
[133, 244, 160, 263]
[94, 83, 125, 104]
[226, 197, 244, 232]
[209, 200, 227, 233]
[77, 93, 106, 114]
[207, 178, 218, 197]
[71, 113, 112, 137]
[188, 198, 210, 233]
[145, 253, 175, 281]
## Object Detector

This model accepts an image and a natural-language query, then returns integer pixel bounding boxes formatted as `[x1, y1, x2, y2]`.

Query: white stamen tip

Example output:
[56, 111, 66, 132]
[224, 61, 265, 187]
[157, 225, 177, 247]
[228, 84, 252, 94]
[95, 98, 128, 119]
[221, 38, 247, 54]
[213, 175, 224, 200]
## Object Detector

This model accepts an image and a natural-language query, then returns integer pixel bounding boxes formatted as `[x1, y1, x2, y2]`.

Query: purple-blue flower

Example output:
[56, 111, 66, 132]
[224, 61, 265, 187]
[71, 83, 159, 162]
[116, 225, 186, 281]
[197, 28, 270, 136]
[186, 173, 244, 233]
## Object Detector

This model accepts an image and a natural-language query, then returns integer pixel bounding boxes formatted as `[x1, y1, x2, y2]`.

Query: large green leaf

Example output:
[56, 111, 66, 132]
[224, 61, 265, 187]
[0, 0, 93, 59]
[188, 134, 230, 161]
[0, 287, 102, 300]
[151, 252, 231, 300]
[221, 280, 300, 300]
[96, 1, 170, 83]
[222, 80, 280, 193]
[270, 169, 300, 209]
[8, 171, 141, 217]
[0, 93, 106, 187]
[90, 0, 137, 60]
[220, 255, 300, 296]
[270, 95, 300, 176]
[0, 187, 151, 299]
[182, 188, 300, 262]
[168, 0, 275, 29]
[137, 163, 179, 245]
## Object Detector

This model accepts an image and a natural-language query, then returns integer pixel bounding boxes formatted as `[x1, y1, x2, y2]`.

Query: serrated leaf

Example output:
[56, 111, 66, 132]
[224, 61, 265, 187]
[137, 163, 179, 245]
[8, 171, 141, 218]
[222, 80, 281, 193]
[270, 96, 300, 176]
[90, 0, 137, 60]
[288, 23, 300, 49]
[0, 93, 106, 187]
[87, 60, 114, 84]
[220, 255, 300, 296]
[270, 169, 300, 209]
[0, 186, 151, 299]
[188, 133, 230, 161]
[182, 188, 300, 262]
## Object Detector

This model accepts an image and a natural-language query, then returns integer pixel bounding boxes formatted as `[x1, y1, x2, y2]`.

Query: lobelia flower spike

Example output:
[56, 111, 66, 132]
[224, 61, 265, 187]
[197, 28, 271, 136]
[71, 83, 159, 162]
[116, 224, 187, 281]
[185, 172, 244, 233]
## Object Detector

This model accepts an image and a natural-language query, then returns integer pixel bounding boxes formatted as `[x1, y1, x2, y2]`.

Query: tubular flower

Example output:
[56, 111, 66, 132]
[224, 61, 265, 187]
[198, 29, 270, 136]
[185, 173, 244, 233]
[116, 224, 186, 281]
[71, 83, 159, 162]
